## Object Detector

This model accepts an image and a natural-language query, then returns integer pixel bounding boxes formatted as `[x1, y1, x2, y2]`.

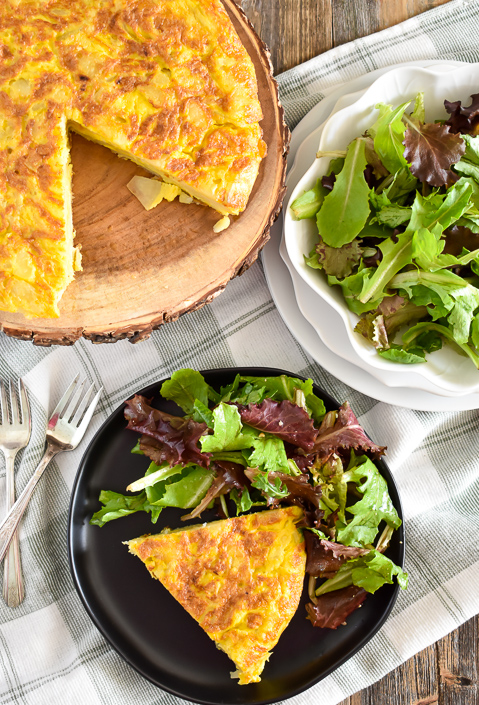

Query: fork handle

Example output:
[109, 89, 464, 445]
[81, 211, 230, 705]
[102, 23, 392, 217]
[3, 453, 24, 607]
[0, 445, 60, 563]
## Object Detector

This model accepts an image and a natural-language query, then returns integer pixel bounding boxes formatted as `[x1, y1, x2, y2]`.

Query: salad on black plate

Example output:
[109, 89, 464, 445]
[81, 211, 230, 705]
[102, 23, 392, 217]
[292, 91, 479, 368]
[91, 369, 407, 629]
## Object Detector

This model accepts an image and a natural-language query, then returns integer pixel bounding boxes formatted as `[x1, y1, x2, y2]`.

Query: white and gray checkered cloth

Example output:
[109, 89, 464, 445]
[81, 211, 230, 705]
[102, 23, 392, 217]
[1, 1, 479, 703]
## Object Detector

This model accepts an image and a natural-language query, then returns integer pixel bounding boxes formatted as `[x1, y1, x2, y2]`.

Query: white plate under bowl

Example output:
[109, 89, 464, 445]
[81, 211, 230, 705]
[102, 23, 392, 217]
[284, 63, 479, 397]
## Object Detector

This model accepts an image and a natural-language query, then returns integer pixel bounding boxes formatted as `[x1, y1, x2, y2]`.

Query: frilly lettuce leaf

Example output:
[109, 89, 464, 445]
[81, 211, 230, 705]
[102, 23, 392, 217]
[306, 237, 364, 279]
[236, 398, 318, 452]
[160, 368, 219, 418]
[336, 456, 401, 547]
[445, 93, 479, 135]
[402, 114, 465, 187]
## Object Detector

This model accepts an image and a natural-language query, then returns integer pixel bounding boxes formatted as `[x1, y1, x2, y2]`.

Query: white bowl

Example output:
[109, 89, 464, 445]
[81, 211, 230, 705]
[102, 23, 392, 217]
[284, 63, 479, 397]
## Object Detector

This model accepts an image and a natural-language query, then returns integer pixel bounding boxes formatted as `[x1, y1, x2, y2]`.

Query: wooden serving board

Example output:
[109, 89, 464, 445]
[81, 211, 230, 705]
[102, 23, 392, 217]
[0, 1, 289, 346]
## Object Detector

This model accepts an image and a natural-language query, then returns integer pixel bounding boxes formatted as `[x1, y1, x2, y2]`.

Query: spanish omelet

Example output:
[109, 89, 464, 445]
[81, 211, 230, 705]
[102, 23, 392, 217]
[126, 506, 306, 685]
[0, 0, 265, 318]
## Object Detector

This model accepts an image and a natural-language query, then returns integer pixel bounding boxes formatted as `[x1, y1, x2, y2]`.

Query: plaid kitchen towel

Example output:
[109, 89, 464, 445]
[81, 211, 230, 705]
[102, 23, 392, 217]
[1, 1, 479, 704]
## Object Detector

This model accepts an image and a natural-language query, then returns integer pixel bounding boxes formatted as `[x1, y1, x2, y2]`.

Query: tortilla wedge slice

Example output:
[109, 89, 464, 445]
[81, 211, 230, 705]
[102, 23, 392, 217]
[126, 506, 306, 684]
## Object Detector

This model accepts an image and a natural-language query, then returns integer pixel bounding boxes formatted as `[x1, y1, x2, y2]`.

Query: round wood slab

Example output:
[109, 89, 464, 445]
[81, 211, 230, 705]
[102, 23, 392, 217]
[0, 1, 289, 346]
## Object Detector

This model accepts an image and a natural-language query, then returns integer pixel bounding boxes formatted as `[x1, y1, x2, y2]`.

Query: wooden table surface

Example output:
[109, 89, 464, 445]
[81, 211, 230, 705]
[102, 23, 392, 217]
[239, 1, 479, 704]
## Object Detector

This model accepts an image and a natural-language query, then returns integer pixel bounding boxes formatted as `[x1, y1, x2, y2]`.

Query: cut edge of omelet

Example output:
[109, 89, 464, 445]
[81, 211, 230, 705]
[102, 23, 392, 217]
[69, 122, 234, 216]
[126, 507, 306, 685]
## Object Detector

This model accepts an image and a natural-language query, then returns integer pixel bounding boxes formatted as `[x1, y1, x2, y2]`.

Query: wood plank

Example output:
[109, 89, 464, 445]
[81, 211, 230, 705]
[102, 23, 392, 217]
[240, 0, 332, 73]
[378, 0, 452, 30]
[331, 0, 380, 47]
[438, 616, 479, 705]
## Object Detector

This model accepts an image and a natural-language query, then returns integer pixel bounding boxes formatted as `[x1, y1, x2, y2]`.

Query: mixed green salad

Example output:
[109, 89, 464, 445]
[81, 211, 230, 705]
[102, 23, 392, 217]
[291, 91, 479, 367]
[91, 369, 407, 629]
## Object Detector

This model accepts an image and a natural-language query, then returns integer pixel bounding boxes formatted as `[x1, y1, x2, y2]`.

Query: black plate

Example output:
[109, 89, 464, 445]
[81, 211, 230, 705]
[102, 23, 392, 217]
[68, 367, 404, 705]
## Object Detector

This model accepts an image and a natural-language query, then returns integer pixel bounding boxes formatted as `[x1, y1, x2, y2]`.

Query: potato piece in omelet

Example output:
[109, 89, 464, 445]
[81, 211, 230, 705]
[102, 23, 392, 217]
[0, 0, 266, 318]
[126, 506, 306, 685]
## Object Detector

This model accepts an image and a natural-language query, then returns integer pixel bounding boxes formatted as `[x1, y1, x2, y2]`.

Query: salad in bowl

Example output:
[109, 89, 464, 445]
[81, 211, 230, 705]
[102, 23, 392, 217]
[284, 64, 479, 396]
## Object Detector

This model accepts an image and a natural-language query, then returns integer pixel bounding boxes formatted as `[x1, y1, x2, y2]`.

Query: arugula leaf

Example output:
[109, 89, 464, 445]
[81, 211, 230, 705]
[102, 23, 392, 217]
[160, 369, 211, 418]
[200, 403, 255, 453]
[370, 100, 409, 173]
[229, 487, 266, 515]
[336, 456, 401, 547]
[317, 138, 371, 247]
[251, 470, 289, 499]
[90, 490, 162, 527]
[291, 178, 329, 219]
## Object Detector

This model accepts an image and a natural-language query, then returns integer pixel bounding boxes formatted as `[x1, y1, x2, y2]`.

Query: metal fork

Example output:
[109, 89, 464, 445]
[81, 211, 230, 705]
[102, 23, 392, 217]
[0, 380, 31, 607]
[0, 374, 102, 564]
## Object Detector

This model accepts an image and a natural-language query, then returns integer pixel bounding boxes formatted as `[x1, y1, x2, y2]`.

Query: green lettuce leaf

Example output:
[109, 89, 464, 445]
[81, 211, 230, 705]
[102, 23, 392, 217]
[336, 456, 402, 547]
[317, 138, 371, 247]
[200, 402, 255, 453]
[90, 489, 162, 527]
[402, 322, 479, 368]
[154, 466, 215, 508]
[359, 231, 414, 305]
[291, 178, 329, 219]
[378, 346, 426, 364]
[160, 369, 218, 419]
[316, 549, 408, 595]
[370, 100, 409, 173]
[248, 436, 289, 473]
[391, 269, 479, 344]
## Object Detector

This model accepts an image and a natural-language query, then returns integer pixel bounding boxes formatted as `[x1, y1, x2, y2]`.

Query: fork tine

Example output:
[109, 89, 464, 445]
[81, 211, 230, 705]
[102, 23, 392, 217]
[74, 386, 103, 437]
[9, 380, 19, 424]
[48, 373, 80, 428]
[18, 379, 30, 428]
[0, 381, 9, 425]
[71, 383, 95, 426]
[61, 378, 86, 422]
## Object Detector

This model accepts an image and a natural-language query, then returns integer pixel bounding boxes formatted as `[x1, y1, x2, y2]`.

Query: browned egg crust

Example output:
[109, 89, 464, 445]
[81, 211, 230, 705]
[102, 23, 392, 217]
[0, 0, 265, 317]
[127, 506, 306, 684]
